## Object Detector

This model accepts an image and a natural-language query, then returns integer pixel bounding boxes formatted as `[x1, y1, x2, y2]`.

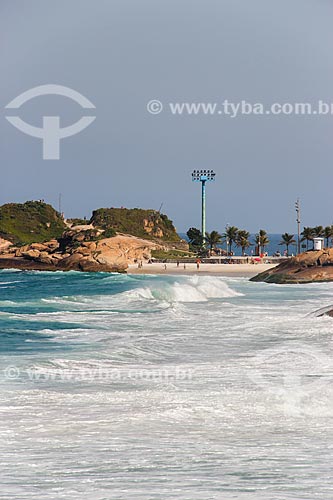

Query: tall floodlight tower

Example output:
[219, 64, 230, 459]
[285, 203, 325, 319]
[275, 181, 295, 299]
[191, 170, 216, 246]
[295, 198, 301, 254]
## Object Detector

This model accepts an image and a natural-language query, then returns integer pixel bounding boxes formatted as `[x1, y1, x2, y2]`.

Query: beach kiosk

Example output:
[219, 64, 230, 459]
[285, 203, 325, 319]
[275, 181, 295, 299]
[313, 237, 324, 251]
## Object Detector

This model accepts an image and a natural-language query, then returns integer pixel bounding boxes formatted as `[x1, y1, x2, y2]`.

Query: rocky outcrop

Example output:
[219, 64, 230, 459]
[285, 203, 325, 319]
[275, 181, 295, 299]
[0, 201, 66, 245]
[90, 207, 182, 243]
[0, 231, 166, 273]
[0, 200, 190, 273]
[251, 249, 333, 284]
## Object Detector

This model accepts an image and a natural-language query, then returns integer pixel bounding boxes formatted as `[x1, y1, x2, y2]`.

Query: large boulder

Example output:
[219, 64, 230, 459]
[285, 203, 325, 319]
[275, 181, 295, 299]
[29, 243, 50, 252]
[251, 249, 333, 284]
[95, 235, 162, 264]
[21, 249, 41, 260]
[0, 238, 13, 253]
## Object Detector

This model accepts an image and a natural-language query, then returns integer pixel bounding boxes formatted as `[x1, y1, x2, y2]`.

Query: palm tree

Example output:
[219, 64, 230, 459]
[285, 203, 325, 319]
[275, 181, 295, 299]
[301, 227, 314, 250]
[255, 229, 270, 254]
[280, 233, 296, 256]
[313, 225, 324, 238]
[205, 230, 223, 251]
[324, 226, 333, 248]
[224, 226, 238, 255]
[236, 230, 251, 256]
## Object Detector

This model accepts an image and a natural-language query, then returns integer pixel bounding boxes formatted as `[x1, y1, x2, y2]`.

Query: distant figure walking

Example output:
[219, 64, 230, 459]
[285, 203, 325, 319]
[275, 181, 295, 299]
[177, 261, 180, 268]
[164, 264, 167, 270]
[196, 259, 200, 270]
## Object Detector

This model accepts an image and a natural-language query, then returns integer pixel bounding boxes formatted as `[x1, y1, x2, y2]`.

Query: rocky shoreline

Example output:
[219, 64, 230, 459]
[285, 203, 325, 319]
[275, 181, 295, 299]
[251, 249, 333, 284]
[0, 229, 170, 273]
[0, 201, 189, 274]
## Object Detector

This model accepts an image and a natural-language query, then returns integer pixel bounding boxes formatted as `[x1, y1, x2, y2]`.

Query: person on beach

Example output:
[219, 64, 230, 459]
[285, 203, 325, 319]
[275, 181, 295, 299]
[196, 259, 200, 270]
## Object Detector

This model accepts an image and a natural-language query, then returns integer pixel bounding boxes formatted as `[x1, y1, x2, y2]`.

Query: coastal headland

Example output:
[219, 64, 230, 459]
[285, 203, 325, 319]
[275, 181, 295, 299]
[1, 200, 332, 283]
[0, 201, 187, 273]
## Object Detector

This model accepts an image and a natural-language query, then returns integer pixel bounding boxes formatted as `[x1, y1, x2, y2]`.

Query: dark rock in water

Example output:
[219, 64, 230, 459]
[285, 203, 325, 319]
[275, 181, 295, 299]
[310, 305, 333, 318]
[251, 249, 333, 284]
[0, 256, 57, 272]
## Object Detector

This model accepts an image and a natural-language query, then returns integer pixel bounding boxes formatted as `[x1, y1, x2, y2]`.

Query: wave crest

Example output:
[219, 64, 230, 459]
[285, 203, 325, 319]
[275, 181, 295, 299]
[122, 276, 241, 304]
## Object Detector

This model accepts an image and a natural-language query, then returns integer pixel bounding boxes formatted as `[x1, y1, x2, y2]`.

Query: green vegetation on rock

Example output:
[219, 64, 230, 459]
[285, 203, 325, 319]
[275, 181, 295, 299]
[151, 249, 193, 260]
[0, 201, 66, 245]
[90, 208, 180, 242]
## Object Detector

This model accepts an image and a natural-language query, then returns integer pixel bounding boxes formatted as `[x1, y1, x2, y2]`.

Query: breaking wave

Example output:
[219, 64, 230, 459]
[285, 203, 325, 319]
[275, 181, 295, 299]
[122, 276, 242, 303]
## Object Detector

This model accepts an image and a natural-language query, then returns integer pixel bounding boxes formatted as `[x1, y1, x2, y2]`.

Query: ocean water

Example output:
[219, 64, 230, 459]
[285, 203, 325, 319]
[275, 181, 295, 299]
[0, 269, 333, 500]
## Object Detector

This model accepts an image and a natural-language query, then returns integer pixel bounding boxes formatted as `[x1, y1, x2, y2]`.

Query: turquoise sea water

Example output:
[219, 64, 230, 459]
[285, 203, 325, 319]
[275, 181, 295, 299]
[1, 269, 333, 499]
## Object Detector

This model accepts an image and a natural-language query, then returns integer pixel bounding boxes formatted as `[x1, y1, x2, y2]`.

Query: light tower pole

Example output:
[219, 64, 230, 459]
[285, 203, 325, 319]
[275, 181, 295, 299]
[258, 230, 261, 257]
[225, 223, 230, 256]
[295, 198, 301, 254]
[192, 170, 216, 246]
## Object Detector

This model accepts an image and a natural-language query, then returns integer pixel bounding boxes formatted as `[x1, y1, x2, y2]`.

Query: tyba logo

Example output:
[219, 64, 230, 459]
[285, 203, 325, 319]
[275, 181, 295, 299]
[5, 84, 96, 160]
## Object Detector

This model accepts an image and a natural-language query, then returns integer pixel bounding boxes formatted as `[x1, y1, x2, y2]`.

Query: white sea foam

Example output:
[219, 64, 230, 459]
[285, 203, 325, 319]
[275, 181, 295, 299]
[0, 280, 22, 285]
[1, 274, 333, 500]
[36, 277, 241, 316]
[0, 268, 21, 273]
[121, 276, 242, 304]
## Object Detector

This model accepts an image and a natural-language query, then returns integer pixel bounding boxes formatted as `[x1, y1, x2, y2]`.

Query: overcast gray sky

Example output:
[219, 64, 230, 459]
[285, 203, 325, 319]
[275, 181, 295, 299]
[1, 0, 332, 233]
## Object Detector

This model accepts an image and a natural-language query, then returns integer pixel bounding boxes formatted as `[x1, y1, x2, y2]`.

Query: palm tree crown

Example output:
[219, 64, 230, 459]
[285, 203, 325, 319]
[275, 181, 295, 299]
[224, 226, 238, 255]
[236, 230, 251, 255]
[280, 233, 296, 256]
[205, 230, 223, 250]
[301, 227, 314, 250]
[313, 226, 324, 238]
[255, 229, 270, 253]
[323, 225, 333, 247]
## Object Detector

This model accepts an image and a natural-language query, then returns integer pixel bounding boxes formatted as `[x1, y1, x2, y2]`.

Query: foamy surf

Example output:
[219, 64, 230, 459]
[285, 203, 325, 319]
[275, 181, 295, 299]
[120, 276, 242, 304]
[1, 270, 333, 500]
[37, 276, 241, 313]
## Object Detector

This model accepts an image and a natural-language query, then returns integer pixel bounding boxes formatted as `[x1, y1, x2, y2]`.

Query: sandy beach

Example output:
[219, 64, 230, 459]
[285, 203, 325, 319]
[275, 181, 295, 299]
[128, 262, 277, 277]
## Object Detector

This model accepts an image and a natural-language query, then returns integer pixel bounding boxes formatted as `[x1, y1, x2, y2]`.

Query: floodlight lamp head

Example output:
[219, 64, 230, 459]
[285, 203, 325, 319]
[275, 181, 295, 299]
[191, 169, 216, 182]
